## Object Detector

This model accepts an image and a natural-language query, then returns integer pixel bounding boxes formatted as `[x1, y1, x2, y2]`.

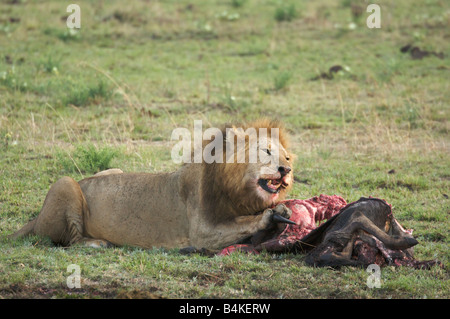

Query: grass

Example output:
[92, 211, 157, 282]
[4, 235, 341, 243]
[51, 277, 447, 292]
[273, 71, 292, 92]
[56, 144, 118, 175]
[41, 55, 61, 74]
[274, 3, 297, 22]
[0, 0, 449, 299]
[62, 79, 112, 107]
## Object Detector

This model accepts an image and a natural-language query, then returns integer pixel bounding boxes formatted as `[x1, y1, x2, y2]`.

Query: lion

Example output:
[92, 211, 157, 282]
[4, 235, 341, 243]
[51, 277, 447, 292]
[10, 119, 294, 250]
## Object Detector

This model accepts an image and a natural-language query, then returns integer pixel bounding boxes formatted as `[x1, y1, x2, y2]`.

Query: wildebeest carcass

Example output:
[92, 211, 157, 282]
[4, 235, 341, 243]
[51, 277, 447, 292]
[217, 196, 441, 269]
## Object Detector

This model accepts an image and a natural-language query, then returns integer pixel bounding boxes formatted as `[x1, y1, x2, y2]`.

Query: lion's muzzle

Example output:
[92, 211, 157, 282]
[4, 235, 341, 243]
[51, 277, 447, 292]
[258, 166, 292, 194]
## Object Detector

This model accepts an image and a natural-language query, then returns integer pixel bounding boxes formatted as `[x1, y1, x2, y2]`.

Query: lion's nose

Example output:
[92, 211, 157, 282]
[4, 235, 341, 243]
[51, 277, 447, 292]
[278, 166, 291, 176]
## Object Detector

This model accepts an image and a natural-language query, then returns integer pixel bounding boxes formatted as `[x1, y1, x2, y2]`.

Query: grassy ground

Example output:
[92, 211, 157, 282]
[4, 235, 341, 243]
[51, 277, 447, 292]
[0, 0, 449, 299]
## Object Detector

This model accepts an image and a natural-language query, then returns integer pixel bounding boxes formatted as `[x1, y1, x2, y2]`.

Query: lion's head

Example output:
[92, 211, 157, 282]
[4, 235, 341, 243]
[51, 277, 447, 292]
[201, 119, 294, 220]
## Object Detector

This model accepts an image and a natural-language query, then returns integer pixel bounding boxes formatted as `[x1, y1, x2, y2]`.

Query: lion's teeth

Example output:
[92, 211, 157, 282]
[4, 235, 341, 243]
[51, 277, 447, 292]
[267, 180, 272, 185]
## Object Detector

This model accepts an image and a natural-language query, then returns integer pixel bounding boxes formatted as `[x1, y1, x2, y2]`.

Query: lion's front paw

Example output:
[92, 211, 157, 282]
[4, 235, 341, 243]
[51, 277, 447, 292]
[259, 204, 293, 229]
[259, 209, 275, 229]
[272, 203, 292, 219]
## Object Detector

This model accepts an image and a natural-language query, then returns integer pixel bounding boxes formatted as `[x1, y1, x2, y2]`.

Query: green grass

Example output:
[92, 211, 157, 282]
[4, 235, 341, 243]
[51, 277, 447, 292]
[62, 79, 112, 107]
[273, 71, 292, 92]
[41, 55, 62, 74]
[274, 2, 298, 22]
[0, 0, 449, 299]
[56, 144, 118, 175]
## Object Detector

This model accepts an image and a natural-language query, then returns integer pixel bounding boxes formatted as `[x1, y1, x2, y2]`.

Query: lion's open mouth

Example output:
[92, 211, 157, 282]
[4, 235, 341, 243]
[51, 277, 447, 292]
[257, 177, 289, 194]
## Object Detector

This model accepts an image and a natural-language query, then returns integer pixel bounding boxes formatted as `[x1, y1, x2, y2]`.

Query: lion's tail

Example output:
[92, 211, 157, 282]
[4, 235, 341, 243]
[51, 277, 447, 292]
[9, 218, 37, 239]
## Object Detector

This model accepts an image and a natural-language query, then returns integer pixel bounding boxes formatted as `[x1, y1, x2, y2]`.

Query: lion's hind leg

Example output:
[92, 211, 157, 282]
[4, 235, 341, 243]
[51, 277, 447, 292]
[12, 176, 97, 247]
[27, 176, 87, 246]
[11, 176, 113, 248]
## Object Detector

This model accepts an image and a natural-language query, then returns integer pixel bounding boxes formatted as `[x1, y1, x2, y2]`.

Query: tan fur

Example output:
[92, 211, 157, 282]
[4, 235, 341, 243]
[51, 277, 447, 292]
[10, 119, 294, 250]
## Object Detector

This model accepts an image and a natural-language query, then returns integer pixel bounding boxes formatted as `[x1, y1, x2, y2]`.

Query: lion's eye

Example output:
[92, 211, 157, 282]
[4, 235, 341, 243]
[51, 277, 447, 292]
[286, 156, 290, 161]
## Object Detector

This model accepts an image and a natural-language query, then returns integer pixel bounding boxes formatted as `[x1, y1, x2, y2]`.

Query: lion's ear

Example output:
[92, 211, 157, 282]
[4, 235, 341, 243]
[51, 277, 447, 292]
[224, 126, 245, 143]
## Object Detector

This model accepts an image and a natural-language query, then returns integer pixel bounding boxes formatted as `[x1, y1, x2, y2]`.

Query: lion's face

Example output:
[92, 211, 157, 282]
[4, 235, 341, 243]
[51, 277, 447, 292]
[214, 120, 294, 214]
[241, 136, 293, 209]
